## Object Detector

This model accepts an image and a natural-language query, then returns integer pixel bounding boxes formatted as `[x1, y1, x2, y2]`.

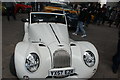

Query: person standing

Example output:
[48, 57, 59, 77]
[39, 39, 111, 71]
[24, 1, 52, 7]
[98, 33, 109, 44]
[93, 4, 101, 24]
[31, 2, 35, 11]
[37, 2, 44, 12]
[72, 7, 87, 38]
[112, 28, 120, 73]
[5, 2, 16, 21]
[108, 7, 117, 27]
[85, 10, 91, 27]
[115, 9, 120, 28]
[101, 4, 107, 24]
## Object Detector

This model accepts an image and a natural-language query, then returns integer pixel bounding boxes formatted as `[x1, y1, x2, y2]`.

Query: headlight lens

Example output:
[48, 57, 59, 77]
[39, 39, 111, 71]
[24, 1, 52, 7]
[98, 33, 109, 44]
[25, 53, 40, 72]
[83, 51, 95, 67]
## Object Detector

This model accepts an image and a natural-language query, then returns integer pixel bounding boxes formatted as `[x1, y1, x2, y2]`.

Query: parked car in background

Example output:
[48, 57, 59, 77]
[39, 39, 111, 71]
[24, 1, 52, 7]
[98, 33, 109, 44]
[43, 2, 78, 14]
[43, 2, 78, 27]
[15, 2, 32, 13]
[10, 12, 99, 79]
[2, 2, 32, 15]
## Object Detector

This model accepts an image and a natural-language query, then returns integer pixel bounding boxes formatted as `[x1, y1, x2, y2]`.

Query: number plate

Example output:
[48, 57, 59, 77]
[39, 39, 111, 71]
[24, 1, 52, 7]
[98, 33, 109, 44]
[48, 68, 75, 77]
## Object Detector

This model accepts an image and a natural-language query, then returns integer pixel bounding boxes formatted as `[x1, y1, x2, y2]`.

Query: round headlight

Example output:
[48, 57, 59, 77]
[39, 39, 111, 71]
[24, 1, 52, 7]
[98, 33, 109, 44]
[25, 53, 40, 72]
[83, 51, 95, 67]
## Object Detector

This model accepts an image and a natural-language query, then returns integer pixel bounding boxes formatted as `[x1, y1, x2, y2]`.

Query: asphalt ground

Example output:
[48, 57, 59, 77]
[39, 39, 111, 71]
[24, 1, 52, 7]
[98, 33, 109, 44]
[2, 13, 120, 79]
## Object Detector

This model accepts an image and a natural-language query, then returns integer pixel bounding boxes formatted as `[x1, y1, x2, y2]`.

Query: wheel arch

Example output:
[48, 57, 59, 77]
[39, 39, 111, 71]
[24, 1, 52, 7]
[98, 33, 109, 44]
[70, 41, 99, 78]
[14, 42, 51, 78]
[14, 42, 30, 78]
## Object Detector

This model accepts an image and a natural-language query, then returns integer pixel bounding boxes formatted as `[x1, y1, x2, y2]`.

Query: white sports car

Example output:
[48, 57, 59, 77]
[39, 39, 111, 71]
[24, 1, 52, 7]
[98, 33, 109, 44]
[10, 12, 99, 79]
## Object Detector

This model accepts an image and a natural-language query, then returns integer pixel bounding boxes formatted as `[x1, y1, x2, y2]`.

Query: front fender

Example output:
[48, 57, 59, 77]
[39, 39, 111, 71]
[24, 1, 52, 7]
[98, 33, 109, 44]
[70, 41, 99, 78]
[15, 42, 51, 78]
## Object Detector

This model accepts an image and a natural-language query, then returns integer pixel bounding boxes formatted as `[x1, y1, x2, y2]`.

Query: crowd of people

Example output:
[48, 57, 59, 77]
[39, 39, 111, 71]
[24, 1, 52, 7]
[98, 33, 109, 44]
[72, 3, 120, 38]
[4, 2, 120, 27]
[72, 3, 120, 27]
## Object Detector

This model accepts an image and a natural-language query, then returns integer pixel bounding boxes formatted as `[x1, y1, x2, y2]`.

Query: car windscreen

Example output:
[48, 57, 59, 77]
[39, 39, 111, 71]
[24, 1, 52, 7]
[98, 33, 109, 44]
[31, 13, 66, 24]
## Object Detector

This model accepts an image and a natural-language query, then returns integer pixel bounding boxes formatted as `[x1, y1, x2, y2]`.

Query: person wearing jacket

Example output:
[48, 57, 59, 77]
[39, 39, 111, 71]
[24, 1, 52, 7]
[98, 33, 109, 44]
[72, 7, 87, 38]
[112, 28, 120, 73]
[115, 10, 120, 28]
[5, 2, 16, 21]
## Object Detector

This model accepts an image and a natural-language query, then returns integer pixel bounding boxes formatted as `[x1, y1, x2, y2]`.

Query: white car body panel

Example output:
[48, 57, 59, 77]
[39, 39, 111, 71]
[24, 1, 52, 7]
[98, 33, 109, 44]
[29, 23, 69, 45]
[14, 12, 99, 79]
[71, 41, 99, 78]
[15, 42, 52, 78]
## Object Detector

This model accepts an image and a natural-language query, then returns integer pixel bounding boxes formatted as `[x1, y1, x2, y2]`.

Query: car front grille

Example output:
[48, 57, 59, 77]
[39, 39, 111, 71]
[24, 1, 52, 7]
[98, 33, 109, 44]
[53, 50, 70, 68]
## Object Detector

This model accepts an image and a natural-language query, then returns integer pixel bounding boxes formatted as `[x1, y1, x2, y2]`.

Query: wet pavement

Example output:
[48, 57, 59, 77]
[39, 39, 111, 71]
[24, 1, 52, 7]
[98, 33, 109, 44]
[2, 13, 120, 79]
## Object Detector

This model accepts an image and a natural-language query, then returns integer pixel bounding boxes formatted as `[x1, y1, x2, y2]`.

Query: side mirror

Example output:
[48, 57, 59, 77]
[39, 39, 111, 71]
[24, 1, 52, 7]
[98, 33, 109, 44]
[21, 18, 29, 22]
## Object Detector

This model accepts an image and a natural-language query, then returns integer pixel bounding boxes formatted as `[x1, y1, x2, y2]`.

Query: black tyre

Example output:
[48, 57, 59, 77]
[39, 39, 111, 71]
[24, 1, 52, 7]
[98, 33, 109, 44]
[9, 54, 17, 76]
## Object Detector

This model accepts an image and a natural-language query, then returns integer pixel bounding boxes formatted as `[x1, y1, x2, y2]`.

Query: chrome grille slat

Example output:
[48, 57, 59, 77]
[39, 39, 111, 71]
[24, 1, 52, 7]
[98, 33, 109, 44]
[53, 50, 70, 68]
